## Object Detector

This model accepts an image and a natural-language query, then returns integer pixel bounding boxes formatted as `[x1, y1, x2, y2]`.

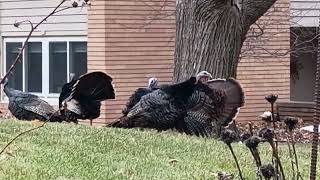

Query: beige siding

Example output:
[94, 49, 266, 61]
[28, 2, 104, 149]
[102, 0, 175, 123]
[0, 0, 87, 36]
[291, 0, 320, 27]
[277, 101, 315, 122]
[237, 0, 290, 122]
[83, 0, 107, 125]
[101, 0, 290, 124]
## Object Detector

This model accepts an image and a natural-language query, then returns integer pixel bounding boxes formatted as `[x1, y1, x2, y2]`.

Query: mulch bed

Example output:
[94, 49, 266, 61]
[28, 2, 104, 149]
[236, 121, 317, 144]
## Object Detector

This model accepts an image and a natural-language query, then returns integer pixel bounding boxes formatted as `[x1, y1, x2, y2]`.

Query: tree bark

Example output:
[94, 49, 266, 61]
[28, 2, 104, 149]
[173, 0, 278, 82]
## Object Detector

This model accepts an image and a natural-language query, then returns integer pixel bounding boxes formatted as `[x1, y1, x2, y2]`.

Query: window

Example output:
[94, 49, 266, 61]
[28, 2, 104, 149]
[70, 42, 88, 79]
[3, 37, 87, 101]
[290, 27, 317, 102]
[49, 42, 68, 93]
[26, 42, 42, 93]
[6, 42, 22, 90]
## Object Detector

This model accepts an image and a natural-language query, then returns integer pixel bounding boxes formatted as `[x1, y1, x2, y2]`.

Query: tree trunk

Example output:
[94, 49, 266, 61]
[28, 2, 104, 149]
[174, 0, 242, 82]
[173, 0, 278, 82]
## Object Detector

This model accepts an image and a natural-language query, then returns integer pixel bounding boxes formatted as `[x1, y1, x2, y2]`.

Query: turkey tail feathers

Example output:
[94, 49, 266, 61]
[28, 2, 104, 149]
[207, 78, 245, 126]
[71, 71, 115, 101]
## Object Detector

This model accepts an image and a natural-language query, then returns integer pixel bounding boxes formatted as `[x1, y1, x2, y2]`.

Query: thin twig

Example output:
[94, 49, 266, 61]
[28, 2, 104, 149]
[269, 141, 286, 180]
[0, 109, 60, 155]
[248, 121, 253, 136]
[270, 102, 280, 179]
[0, 121, 48, 155]
[248, 148, 262, 180]
[0, 0, 68, 85]
[286, 134, 296, 179]
[290, 132, 303, 180]
[227, 144, 244, 180]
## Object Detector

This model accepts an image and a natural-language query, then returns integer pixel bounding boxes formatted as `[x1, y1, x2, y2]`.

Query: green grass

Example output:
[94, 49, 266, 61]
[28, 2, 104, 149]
[0, 119, 319, 180]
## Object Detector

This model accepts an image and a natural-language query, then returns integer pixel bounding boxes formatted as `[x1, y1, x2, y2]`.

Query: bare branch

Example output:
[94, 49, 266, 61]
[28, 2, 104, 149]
[0, 121, 48, 155]
[0, 0, 90, 156]
[241, 0, 277, 32]
[0, 0, 69, 85]
[0, 108, 63, 155]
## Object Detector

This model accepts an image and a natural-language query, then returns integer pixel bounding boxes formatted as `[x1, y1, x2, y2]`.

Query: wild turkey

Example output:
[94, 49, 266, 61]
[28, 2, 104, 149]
[59, 71, 115, 125]
[58, 73, 77, 112]
[3, 78, 64, 122]
[121, 77, 159, 116]
[109, 71, 244, 138]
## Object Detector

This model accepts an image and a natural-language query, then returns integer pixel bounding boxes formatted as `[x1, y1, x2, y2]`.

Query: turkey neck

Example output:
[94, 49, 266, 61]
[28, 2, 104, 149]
[3, 82, 15, 98]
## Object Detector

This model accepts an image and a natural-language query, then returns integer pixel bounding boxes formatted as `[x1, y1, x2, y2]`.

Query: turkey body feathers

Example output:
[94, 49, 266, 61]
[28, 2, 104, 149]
[59, 78, 76, 110]
[111, 77, 201, 132]
[111, 77, 245, 138]
[4, 85, 61, 121]
[70, 71, 115, 101]
[122, 88, 153, 116]
[59, 71, 115, 122]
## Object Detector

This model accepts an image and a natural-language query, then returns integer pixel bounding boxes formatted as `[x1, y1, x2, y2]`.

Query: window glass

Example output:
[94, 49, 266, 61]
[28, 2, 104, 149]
[25, 42, 42, 92]
[69, 42, 87, 79]
[49, 42, 67, 93]
[6, 42, 23, 90]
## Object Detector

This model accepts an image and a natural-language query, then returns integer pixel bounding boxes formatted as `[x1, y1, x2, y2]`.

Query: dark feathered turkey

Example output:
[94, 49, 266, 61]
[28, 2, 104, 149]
[109, 77, 244, 138]
[3, 79, 64, 122]
[121, 77, 159, 116]
[181, 78, 244, 137]
[59, 71, 115, 125]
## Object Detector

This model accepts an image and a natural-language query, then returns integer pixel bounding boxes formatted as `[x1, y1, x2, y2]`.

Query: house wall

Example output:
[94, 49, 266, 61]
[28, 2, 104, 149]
[0, 0, 88, 118]
[102, 0, 176, 123]
[237, 0, 291, 122]
[98, 0, 291, 124]
[291, 0, 320, 27]
[0, 0, 87, 37]
[85, 0, 108, 125]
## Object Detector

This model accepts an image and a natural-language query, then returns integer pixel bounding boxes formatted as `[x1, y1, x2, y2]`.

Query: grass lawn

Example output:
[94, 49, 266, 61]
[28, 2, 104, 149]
[0, 119, 319, 179]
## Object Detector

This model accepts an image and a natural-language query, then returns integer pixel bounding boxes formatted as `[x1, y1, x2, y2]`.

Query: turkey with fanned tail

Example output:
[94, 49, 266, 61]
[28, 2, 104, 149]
[59, 71, 115, 125]
[3, 78, 65, 122]
[182, 71, 245, 137]
[109, 71, 244, 138]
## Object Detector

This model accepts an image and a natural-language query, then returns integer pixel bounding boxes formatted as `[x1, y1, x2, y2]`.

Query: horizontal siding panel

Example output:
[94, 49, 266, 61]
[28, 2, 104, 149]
[237, 0, 290, 122]
[102, 0, 176, 122]
[1, 14, 87, 24]
[86, 0, 106, 123]
[1, 7, 86, 17]
[0, 1, 75, 9]
[290, 0, 320, 26]
[2, 23, 87, 32]
[1, 30, 87, 37]
[0, 0, 87, 36]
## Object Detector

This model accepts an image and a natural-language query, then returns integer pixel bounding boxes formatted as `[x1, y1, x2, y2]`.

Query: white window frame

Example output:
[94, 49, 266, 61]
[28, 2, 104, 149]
[2, 36, 87, 105]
